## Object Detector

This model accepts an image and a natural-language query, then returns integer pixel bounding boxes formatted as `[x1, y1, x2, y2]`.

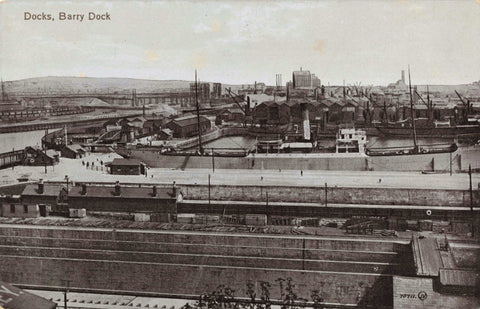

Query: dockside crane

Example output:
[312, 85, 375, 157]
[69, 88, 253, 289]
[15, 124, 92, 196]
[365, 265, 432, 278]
[455, 90, 473, 124]
[225, 88, 247, 114]
[414, 86, 435, 122]
[225, 88, 251, 127]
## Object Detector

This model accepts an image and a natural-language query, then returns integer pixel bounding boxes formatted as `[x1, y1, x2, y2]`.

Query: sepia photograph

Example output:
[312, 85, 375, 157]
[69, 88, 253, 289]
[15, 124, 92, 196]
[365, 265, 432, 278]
[0, 0, 479, 308]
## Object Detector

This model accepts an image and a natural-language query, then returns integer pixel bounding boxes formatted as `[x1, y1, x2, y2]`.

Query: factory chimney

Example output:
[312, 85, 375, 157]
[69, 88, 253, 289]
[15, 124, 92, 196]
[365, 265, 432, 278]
[38, 179, 44, 194]
[401, 70, 405, 84]
[81, 183, 87, 195]
[114, 181, 121, 196]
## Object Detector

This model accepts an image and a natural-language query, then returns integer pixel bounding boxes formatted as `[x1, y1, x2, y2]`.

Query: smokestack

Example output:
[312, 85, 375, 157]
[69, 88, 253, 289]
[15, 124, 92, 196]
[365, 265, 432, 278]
[301, 103, 311, 141]
[401, 70, 405, 84]
[81, 183, 87, 195]
[246, 96, 251, 115]
[152, 185, 157, 197]
[38, 179, 44, 194]
[172, 181, 177, 197]
[114, 181, 121, 196]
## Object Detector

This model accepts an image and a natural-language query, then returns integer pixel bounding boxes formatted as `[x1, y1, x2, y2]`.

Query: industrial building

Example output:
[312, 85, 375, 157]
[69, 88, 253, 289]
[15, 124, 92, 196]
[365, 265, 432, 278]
[189, 82, 210, 102]
[68, 182, 181, 219]
[108, 158, 145, 175]
[23, 146, 60, 166]
[60, 144, 86, 159]
[166, 115, 211, 138]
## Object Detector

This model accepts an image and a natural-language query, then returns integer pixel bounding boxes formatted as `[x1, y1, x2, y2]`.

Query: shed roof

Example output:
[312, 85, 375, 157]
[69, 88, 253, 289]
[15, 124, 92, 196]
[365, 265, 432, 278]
[0, 281, 57, 309]
[439, 268, 478, 287]
[65, 144, 86, 152]
[45, 149, 59, 157]
[110, 158, 142, 166]
[69, 185, 178, 200]
[22, 183, 65, 197]
[169, 115, 210, 127]
[161, 128, 173, 135]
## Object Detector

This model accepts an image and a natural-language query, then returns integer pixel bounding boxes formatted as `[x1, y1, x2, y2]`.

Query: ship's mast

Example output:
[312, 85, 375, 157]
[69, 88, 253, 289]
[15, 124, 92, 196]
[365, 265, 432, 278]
[408, 66, 418, 150]
[194, 70, 204, 154]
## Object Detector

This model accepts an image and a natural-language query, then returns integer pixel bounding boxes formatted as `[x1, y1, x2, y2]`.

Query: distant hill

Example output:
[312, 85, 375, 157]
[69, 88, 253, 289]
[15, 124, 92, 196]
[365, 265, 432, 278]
[3, 76, 194, 94]
[2, 76, 249, 95]
[3, 76, 479, 98]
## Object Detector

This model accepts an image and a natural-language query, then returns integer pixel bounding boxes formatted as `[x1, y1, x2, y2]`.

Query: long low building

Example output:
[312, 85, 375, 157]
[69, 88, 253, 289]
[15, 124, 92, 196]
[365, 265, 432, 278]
[68, 182, 182, 220]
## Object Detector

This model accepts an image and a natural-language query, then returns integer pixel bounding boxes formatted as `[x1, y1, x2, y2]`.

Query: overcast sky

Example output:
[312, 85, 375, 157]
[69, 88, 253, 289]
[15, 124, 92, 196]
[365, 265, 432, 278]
[1, 0, 479, 86]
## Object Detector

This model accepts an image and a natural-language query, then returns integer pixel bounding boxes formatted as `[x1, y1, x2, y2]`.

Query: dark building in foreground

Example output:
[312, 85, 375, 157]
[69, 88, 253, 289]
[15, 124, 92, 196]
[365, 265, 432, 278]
[1, 180, 67, 217]
[68, 182, 182, 220]
[20, 180, 67, 213]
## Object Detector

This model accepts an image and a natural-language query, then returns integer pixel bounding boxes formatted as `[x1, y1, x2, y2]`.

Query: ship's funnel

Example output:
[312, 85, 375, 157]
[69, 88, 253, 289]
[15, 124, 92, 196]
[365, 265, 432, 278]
[301, 103, 311, 141]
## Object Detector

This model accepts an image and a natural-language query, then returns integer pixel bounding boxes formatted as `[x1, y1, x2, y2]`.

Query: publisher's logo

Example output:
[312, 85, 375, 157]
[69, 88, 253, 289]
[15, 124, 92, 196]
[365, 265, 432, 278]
[418, 291, 428, 301]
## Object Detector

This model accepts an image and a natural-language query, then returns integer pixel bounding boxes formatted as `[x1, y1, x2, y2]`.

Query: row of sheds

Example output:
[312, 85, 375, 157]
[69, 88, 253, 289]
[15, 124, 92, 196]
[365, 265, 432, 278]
[0, 180, 182, 222]
[252, 98, 473, 126]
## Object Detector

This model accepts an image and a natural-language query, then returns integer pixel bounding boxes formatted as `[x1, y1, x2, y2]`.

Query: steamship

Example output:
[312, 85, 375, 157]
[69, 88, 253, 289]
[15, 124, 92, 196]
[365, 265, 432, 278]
[116, 68, 458, 171]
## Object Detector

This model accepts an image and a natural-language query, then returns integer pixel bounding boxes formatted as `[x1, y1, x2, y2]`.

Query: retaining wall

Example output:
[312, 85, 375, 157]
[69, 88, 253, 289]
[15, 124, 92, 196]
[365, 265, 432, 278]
[0, 226, 402, 252]
[181, 184, 479, 207]
[0, 225, 408, 306]
[0, 256, 392, 306]
[0, 246, 397, 274]
[0, 235, 398, 263]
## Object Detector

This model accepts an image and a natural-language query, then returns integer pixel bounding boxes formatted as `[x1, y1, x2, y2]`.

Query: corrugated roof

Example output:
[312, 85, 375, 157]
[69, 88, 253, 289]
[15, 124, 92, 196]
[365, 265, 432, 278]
[161, 128, 173, 135]
[66, 144, 86, 152]
[110, 158, 142, 166]
[69, 185, 178, 200]
[439, 268, 478, 287]
[169, 115, 210, 127]
[22, 183, 64, 197]
[0, 281, 57, 309]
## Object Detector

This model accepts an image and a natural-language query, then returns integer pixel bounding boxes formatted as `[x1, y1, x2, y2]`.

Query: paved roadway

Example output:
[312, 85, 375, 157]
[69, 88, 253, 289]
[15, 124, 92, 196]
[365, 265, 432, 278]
[142, 168, 479, 190]
[0, 153, 478, 190]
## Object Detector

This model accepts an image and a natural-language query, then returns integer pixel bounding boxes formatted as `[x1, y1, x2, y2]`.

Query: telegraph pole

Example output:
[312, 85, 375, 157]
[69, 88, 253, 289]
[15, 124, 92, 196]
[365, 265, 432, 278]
[208, 174, 211, 206]
[469, 164, 473, 211]
[211, 148, 215, 173]
[450, 152, 452, 176]
[324, 183, 328, 207]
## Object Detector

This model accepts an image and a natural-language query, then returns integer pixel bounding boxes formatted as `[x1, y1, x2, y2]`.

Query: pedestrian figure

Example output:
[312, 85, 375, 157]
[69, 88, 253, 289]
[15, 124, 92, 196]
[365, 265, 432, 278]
[378, 178, 382, 183]
[301, 170, 303, 176]
[82, 160, 85, 166]
[261, 176, 263, 181]
[100, 160, 103, 165]
[86, 162, 89, 168]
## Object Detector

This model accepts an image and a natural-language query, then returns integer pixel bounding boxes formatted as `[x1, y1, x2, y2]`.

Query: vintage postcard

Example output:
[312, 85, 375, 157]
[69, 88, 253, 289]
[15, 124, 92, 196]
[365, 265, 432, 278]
[0, 1, 479, 308]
